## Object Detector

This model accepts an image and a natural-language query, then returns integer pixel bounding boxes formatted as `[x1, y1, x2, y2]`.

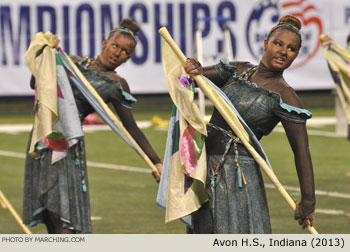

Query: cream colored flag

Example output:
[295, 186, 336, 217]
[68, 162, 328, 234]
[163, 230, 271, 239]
[161, 40, 208, 223]
[320, 34, 350, 126]
[25, 32, 58, 158]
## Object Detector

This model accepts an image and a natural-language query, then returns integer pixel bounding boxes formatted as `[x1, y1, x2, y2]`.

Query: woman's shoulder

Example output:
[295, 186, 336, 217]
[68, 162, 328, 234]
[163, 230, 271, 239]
[231, 61, 255, 76]
[278, 80, 304, 109]
[213, 59, 254, 82]
[218, 60, 254, 74]
[69, 54, 86, 63]
[272, 80, 312, 121]
[103, 71, 131, 93]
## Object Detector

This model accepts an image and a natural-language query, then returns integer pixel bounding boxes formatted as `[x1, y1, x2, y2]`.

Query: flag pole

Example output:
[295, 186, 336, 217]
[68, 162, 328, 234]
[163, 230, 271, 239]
[0, 190, 32, 234]
[59, 49, 160, 177]
[159, 27, 318, 234]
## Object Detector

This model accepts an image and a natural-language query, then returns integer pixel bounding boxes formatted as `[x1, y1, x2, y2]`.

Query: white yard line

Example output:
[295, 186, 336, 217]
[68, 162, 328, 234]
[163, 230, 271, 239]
[307, 117, 337, 126]
[1, 149, 349, 200]
[0, 150, 149, 174]
[1, 149, 348, 216]
[0, 116, 337, 133]
[315, 209, 347, 215]
[1, 117, 347, 218]
[0, 120, 152, 134]
[87, 161, 149, 174]
[0, 124, 32, 134]
[0, 150, 26, 158]
[273, 127, 341, 138]
[264, 183, 350, 199]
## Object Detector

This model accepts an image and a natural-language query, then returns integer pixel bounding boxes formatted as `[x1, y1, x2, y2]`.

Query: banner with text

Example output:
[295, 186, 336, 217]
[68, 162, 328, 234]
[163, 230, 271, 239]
[0, 0, 350, 95]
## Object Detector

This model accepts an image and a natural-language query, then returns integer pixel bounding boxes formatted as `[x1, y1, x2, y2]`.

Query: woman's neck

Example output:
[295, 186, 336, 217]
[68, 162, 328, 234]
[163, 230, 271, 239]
[249, 61, 286, 94]
[94, 56, 115, 72]
[255, 61, 284, 78]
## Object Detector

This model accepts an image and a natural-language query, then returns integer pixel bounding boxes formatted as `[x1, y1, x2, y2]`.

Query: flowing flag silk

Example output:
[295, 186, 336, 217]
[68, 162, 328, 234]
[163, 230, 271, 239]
[25, 32, 83, 163]
[157, 35, 271, 226]
[157, 40, 208, 224]
[57, 51, 138, 153]
[158, 27, 318, 234]
[25, 32, 160, 176]
[320, 34, 350, 139]
[25, 32, 59, 159]
[58, 48, 159, 175]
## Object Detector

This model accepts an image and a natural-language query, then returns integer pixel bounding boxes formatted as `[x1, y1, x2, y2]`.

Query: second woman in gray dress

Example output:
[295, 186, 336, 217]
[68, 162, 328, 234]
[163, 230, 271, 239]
[184, 15, 316, 233]
[23, 18, 163, 234]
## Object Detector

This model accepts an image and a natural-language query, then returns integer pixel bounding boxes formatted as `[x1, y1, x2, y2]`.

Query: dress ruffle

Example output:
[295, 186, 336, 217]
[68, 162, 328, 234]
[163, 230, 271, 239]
[76, 62, 137, 109]
[216, 58, 312, 124]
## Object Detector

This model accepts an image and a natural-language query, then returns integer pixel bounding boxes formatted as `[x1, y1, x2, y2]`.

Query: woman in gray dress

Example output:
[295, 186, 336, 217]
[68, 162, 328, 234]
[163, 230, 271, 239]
[23, 18, 163, 234]
[184, 15, 315, 233]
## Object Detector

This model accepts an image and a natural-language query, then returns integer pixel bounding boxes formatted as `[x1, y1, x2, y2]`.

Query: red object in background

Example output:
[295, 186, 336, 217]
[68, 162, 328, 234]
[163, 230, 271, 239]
[82, 113, 105, 125]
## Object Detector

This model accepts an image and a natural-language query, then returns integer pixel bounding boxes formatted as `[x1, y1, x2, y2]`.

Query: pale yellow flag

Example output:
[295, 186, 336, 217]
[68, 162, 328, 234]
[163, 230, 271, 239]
[25, 32, 58, 158]
[320, 35, 350, 125]
[162, 40, 208, 223]
[162, 40, 207, 136]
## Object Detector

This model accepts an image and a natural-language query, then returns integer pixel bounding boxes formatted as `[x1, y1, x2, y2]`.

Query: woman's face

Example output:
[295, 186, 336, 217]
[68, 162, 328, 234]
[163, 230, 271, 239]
[261, 29, 300, 72]
[99, 33, 135, 70]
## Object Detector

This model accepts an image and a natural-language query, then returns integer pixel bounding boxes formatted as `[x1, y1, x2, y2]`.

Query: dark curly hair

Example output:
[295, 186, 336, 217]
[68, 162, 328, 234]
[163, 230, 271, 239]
[107, 18, 140, 44]
[267, 15, 302, 49]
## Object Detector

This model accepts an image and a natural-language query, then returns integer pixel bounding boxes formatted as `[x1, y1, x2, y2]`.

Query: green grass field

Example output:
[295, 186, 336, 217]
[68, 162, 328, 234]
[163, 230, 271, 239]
[0, 93, 349, 234]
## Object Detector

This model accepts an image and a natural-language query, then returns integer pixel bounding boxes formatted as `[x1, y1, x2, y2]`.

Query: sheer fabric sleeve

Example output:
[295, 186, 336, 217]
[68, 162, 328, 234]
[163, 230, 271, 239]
[274, 86, 312, 123]
[109, 74, 161, 165]
[282, 120, 315, 212]
[277, 87, 316, 216]
[112, 100, 161, 164]
[202, 59, 254, 88]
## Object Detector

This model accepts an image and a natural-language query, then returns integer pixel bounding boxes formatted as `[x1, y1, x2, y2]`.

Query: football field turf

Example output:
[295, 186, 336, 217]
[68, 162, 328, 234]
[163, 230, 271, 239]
[0, 94, 349, 234]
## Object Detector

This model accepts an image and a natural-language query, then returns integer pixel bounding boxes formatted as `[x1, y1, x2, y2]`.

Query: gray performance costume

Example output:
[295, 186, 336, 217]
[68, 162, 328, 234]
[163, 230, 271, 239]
[23, 58, 135, 233]
[191, 60, 311, 233]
